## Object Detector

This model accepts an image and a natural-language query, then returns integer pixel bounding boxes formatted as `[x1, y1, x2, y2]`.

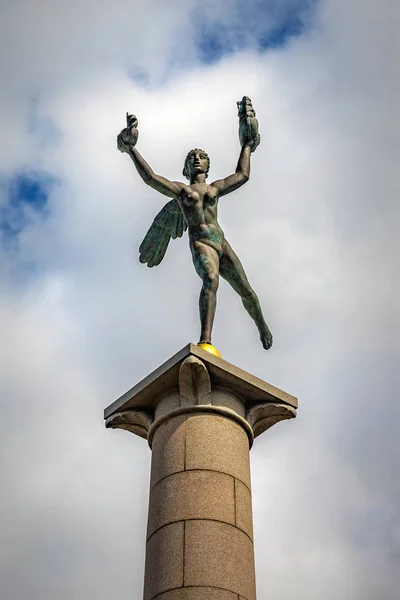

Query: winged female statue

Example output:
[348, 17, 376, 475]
[117, 97, 273, 351]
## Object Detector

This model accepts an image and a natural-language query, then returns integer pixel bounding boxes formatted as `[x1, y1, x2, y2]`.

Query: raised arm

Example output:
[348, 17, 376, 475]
[211, 143, 252, 197]
[117, 119, 182, 199]
[125, 145, 182, 199]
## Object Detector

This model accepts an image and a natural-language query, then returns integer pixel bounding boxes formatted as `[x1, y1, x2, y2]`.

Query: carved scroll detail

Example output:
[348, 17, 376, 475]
[105, 410, 153, 440]
[246, 403, 296, 438]
[179, 355, 211, 406]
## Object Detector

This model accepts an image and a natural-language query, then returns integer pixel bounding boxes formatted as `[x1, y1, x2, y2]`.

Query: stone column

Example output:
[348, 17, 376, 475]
[104, 344, 297, 600]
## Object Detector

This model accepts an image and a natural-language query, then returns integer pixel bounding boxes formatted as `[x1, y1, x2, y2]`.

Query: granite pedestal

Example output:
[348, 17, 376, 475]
[104, 344, 297, 600]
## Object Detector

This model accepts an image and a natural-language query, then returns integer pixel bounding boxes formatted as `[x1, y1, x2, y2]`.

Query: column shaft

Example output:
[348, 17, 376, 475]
[144, 412, 256, 600]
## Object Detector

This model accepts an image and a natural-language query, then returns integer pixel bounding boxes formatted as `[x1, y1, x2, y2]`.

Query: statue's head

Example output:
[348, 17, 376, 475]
[183, 149, 210, 180]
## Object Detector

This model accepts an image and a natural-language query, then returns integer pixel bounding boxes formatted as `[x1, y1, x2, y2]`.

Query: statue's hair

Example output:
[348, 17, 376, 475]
[182, 149, 210, 180]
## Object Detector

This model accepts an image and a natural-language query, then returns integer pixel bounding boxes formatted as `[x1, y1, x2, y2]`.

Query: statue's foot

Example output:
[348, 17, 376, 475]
[260, 327, 273, 350]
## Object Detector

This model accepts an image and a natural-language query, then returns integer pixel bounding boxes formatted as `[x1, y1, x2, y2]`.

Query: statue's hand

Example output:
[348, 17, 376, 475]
[117, 113, 139, 153]
[237, 96, 260, 153]
[245, 133, 260, 153]
[117, 129, 135, 153]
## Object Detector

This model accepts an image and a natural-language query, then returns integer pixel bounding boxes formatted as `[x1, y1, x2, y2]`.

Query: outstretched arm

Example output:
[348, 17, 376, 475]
[128, 146, 182, 198]
[211, 143, 252, 197]
[117, 133, 182, 199]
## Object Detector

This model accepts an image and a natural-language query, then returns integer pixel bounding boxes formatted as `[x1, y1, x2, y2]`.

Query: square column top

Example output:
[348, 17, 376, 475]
[104, 343, 297, 420]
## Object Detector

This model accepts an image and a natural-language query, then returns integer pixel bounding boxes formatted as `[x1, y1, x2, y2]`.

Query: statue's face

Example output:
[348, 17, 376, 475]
[186, 150, 209, 176]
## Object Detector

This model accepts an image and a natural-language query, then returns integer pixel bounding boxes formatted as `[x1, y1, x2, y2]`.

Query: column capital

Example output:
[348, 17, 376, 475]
[104, 343, 297, 446]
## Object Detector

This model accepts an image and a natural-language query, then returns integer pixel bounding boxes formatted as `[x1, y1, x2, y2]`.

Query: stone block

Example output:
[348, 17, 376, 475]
[147, 470, 235, 539]
[150, 415, 186, 488]
[235, 479, 253, 540]
[155, 588, 239, 600]
[210, 388, 245, 417]
[144, 522, 184, 600]
[185, 414, 251, 489]
[155, 391, 181, 420]
[184, 520, 256, 600]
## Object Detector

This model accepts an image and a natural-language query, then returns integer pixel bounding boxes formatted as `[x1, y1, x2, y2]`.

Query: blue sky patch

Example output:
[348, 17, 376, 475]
[259, 10, 305, 49]
[0, 171, 57, 240]
[194, 0, 316, 64]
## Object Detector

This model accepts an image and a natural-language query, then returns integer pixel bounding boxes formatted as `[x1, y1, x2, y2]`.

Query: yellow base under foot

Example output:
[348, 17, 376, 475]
[197, 343, 222, 358]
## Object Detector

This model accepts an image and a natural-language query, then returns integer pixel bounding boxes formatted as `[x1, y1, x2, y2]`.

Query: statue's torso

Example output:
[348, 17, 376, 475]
[178, 184, 224, 252]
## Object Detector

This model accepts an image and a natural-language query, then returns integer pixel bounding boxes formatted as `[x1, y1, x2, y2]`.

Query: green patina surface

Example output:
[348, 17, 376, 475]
[117, 97, 272, 350]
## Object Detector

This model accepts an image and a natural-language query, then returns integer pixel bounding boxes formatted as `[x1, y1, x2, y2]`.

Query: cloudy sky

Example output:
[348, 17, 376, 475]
[0, 0, 399, 598]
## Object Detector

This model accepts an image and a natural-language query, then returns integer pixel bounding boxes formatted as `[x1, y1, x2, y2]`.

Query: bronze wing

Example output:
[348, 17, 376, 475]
[139, 199, 187, 267]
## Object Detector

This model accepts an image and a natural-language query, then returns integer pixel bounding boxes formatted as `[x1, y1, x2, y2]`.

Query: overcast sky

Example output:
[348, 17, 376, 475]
[0, 0, 399, 598]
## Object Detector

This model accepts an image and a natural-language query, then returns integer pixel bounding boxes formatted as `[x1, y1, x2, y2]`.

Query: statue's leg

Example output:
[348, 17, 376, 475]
[219, 240, 273, 350]
[190, 241, 220, 344]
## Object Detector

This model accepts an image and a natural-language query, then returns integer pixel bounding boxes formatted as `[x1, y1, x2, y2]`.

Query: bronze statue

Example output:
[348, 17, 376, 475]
[117, 97, 273, 351]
